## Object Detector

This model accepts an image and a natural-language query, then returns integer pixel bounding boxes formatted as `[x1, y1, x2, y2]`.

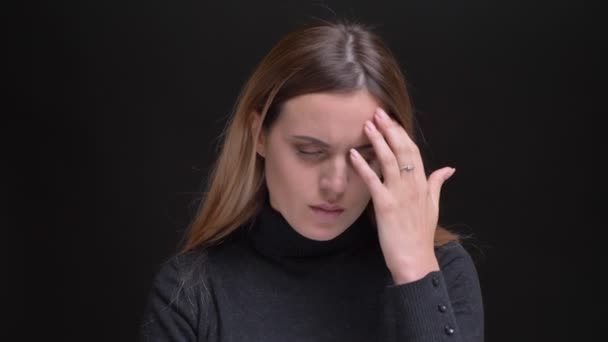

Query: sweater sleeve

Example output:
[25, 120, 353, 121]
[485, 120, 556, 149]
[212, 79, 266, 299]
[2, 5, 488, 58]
[139, 253, 210, 341]
[383, 241, 484, 341]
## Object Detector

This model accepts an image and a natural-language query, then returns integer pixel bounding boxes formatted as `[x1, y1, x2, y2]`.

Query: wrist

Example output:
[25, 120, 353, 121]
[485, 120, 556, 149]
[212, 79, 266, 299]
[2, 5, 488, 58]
[389, 258, 440, 285]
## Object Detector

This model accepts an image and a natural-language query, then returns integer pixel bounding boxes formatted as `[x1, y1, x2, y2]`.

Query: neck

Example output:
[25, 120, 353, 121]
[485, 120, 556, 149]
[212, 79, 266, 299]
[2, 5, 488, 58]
[247, 197, 377, 259]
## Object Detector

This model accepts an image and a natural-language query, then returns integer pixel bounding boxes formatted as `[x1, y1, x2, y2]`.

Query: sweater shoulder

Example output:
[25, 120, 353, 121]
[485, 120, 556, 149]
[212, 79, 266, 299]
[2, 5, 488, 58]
[434, 240, 480, 276]
[140, 248, 213, 339]
[158, 247, 209, 285]
[146, 247, 212, 313]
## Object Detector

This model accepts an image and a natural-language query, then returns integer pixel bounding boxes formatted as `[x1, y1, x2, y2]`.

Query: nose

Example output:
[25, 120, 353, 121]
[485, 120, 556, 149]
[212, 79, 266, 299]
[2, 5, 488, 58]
[319, 158, 349, 201]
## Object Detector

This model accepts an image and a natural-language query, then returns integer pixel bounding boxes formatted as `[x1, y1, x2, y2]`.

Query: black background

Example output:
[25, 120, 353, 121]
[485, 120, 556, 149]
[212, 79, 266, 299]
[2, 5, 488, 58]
[14, 0, 603, 341]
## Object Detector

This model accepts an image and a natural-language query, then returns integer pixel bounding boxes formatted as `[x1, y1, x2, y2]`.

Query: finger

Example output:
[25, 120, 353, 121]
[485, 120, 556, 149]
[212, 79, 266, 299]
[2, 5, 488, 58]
[428, 167, 456, 206]
[373, 108, 425, 182]
[349, 148, 385, 199]
[363, 120, 401, 185]
[374, 108, 417, 146]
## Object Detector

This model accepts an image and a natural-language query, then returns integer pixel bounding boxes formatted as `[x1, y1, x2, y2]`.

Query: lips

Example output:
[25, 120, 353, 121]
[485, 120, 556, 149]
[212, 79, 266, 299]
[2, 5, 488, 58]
[311, 204, 344, 212]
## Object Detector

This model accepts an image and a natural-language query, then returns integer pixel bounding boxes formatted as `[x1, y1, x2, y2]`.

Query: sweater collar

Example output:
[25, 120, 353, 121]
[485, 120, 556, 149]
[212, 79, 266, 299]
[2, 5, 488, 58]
[247, 197, 377, 258]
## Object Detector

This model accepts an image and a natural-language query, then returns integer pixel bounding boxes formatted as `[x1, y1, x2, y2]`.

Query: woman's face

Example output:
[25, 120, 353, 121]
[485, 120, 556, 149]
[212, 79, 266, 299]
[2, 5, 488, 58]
[253, 89, 381, 241]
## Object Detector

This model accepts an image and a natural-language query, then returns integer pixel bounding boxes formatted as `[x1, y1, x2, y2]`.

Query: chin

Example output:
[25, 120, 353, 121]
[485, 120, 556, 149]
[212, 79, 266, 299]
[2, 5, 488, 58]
[299, 224, 348, 241]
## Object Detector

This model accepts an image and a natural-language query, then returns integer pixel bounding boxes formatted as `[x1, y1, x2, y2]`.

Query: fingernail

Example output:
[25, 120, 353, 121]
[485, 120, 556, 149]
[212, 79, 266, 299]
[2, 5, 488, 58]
[365, 121, 374, 132]
[376, 108, 388, 120]
[350, 148, 359, 159]
[448, 167, 456, 178]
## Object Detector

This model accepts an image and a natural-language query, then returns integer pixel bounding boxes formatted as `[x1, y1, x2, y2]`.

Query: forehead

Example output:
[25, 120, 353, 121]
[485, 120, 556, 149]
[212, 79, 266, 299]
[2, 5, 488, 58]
[276, 90, 379, 144]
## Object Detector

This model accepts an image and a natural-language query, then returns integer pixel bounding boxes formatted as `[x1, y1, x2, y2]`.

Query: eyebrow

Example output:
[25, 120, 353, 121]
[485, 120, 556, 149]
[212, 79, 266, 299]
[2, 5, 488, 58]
[291, 135, 373, 151]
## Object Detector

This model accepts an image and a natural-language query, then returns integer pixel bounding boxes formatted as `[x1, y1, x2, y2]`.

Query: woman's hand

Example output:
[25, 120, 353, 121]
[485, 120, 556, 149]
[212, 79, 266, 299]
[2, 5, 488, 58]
[349, 107, 456, 285]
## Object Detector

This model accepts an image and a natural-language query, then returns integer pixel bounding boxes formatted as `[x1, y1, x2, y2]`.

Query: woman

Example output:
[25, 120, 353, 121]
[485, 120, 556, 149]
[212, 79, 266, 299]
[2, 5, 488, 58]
[140, 19, 484, 341]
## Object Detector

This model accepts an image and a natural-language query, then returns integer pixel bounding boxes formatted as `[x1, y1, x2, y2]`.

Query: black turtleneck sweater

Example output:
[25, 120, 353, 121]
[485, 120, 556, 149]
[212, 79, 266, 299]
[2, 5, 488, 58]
[140, 200, 484, 341]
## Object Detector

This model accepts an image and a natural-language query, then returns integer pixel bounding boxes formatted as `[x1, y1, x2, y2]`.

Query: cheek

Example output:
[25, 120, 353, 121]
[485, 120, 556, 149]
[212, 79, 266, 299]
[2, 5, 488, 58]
[266, 148, 313, 190]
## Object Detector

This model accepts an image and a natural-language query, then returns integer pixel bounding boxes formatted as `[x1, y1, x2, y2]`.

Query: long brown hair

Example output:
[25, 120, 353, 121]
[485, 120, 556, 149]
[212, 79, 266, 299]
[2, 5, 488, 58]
[181, 19, 457, 253]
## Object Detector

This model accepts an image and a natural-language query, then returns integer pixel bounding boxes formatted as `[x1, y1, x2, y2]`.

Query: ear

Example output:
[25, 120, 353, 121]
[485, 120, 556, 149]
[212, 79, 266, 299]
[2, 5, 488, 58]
[250, 111, 266, 158]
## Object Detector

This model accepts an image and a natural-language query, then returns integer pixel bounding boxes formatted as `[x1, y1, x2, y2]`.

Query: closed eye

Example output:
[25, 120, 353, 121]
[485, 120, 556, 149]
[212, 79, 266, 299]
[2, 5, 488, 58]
[297, 150, 324, 156]
[298, 149, 375, 164]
